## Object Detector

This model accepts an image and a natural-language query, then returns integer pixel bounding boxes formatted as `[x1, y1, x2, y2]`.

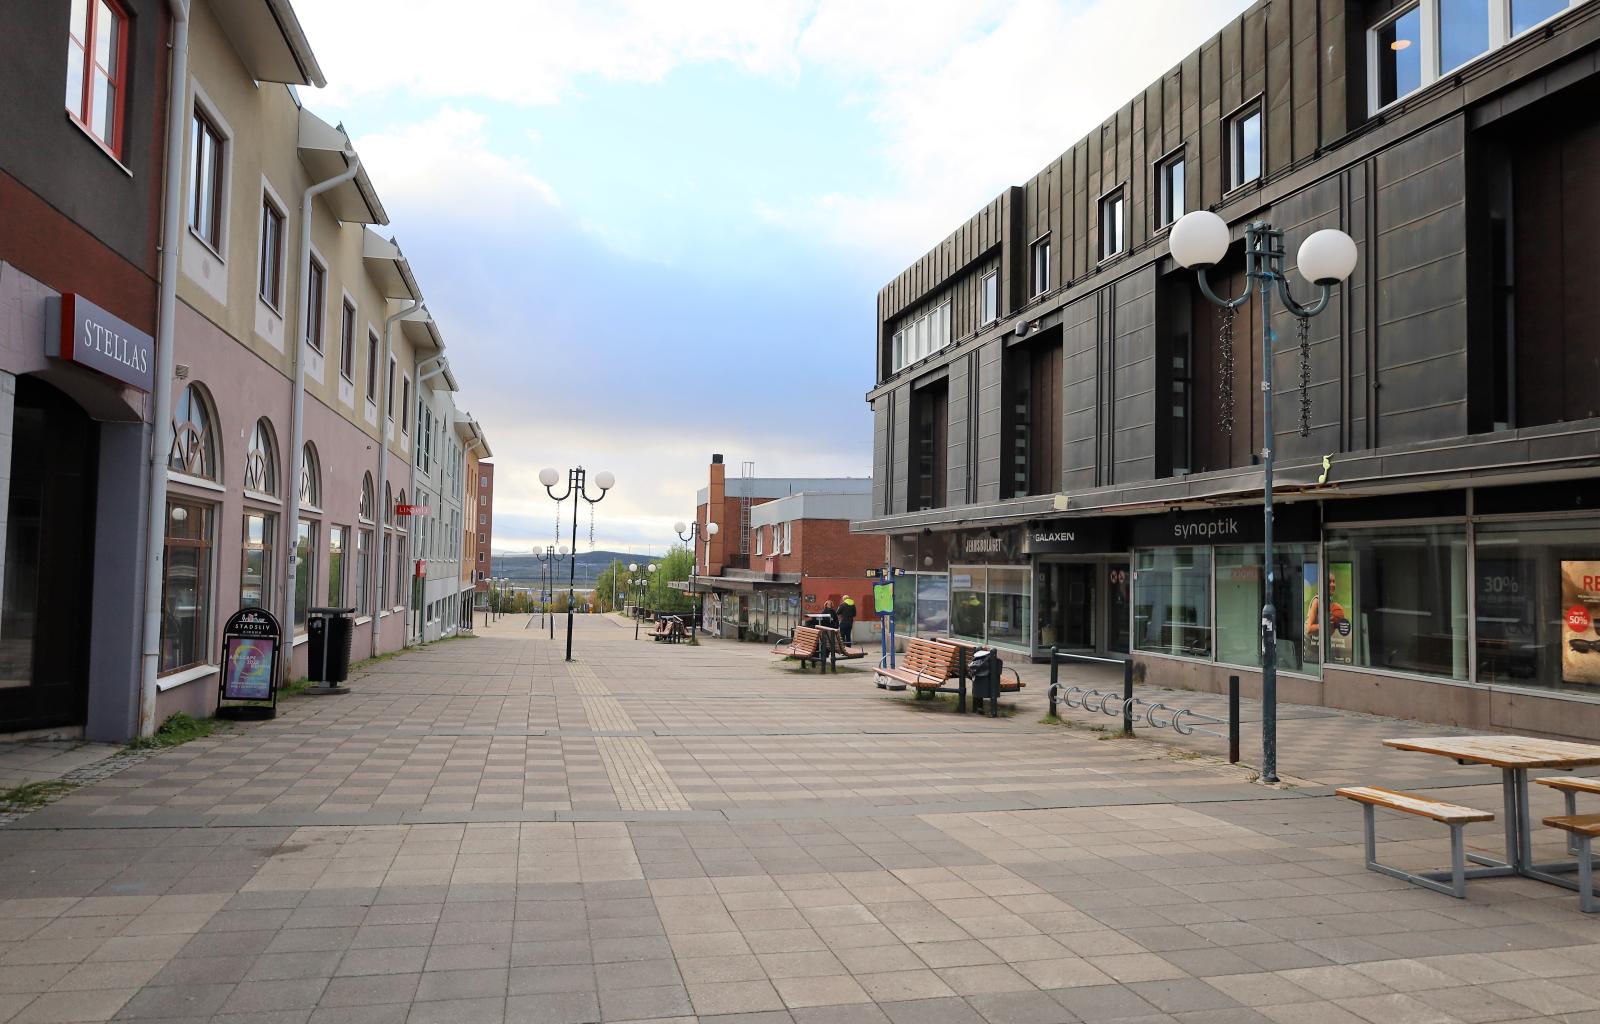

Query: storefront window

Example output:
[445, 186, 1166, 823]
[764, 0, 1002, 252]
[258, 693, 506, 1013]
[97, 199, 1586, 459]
[328, 525, 348, 607]
[1475, 520, 1600, 694]
[916, 574, 949, 635]
[1215, 544, 1320, 675]
[355, 528, 372, 617]
[987, 567, 1031, 649]
[160, 500, 212, 673]
[1134, 547, 1212, 658]
[893, 575, 918, 636]
[1107, 563, 1131, 653]
[294, 519, 317, 631]
[951, 567, 987, 644]
[381, 533, 393, 608]
[1325, 524, 1468, 680]
[240, 511, 274, 610]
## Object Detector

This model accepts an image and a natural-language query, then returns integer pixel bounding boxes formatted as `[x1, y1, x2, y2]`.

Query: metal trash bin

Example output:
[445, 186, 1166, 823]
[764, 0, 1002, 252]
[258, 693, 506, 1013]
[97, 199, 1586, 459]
[969, 649, 1002, 713]
[306, 606, 356, 693]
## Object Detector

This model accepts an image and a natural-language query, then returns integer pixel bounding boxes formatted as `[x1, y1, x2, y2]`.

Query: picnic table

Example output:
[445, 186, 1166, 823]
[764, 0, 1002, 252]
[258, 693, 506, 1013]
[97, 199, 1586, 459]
[1383, 735, 1600, 895]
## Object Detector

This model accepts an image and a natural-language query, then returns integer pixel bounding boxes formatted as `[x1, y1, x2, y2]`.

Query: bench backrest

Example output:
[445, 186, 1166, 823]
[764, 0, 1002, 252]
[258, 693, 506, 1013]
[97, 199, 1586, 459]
[791, 625, 821, 654]
[903, 638, 961, 679]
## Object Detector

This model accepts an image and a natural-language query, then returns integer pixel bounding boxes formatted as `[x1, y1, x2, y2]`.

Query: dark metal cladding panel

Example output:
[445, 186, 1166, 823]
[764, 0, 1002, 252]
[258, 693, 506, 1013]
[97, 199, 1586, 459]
[1271, 177, 1348, 464]
[1346, 162, 1372, 449]
[890, 384, 911, 515]
[1113, 267, 1158, 483]
[974, 339, 1004, 503]
[1061, 294, 1100, 491]
[872, 397, 889, 516]
[1373, 117, 1470, 444]
[946, 353, 971, 508]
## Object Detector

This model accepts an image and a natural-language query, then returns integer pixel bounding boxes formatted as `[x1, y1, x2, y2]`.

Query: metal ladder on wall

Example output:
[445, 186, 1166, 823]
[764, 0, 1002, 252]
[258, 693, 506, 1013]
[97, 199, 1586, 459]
[738, 461, 754, 556]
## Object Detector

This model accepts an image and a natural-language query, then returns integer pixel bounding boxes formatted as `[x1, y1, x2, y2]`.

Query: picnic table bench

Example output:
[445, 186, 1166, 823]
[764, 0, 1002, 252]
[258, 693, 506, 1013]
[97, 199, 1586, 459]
[772, 625, 835, 672]
[1336, 785, 1495, 898]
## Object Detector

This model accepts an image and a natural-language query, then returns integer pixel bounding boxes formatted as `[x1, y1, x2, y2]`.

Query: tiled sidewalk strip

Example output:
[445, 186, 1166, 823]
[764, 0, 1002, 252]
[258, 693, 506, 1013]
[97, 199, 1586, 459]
[596, 736, 691, 811]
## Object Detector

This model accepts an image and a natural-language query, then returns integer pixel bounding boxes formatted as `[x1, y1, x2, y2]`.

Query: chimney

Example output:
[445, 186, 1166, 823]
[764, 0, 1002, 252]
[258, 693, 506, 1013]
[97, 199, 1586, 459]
[706, 455, 726, 576]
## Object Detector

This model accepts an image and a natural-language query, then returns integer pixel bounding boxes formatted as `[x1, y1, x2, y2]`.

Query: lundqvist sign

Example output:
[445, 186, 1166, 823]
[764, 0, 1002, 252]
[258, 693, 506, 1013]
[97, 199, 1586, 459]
[49, 294, 154, 392]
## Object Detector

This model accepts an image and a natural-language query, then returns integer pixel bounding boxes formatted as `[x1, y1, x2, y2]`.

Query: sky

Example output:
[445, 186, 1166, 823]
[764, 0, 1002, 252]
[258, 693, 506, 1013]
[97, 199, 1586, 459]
[293, 0, 1252, 555]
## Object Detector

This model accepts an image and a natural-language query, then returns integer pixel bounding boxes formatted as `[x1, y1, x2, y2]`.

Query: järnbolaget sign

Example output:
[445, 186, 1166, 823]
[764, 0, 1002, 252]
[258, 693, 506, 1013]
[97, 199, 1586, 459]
[48, 294, 154, 392]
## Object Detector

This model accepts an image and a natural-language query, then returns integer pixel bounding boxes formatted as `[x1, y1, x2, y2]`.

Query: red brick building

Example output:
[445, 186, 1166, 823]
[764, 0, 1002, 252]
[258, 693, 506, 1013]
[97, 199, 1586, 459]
[681, 455, 883, 641]
[472, 461, 495, 595]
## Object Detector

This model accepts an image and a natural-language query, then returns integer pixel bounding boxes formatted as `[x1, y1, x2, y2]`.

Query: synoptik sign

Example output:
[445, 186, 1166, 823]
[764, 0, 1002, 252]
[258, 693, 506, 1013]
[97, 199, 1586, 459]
[48, 294, 154, 393]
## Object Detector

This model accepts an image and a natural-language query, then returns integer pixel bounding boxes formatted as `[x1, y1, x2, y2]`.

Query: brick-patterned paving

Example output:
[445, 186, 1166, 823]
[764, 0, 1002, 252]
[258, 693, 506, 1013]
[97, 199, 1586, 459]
[0, 613, 1596, 1024]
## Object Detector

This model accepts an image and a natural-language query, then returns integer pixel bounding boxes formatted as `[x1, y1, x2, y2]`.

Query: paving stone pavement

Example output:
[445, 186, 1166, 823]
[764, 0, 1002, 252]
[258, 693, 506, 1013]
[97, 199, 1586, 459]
[1, 613, 1598, 1023]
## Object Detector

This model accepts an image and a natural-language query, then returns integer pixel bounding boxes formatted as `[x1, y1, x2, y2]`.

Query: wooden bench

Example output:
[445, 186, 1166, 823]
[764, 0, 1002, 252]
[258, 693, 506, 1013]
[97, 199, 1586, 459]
[1537, 776, 1600, 855]
[1337, 785, 1495, 899]
[1540, 813, 1600, 913]
[874, 638, 962, 701]
[815, 626, 866, 660]
[939, 637, 1026, 716]
[772, 625, 834, 672]
[650, 617, 686, 643]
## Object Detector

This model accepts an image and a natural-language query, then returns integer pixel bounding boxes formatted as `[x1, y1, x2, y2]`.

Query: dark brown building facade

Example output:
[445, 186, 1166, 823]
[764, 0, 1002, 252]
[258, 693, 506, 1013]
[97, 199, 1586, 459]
[859, 0, 1600, 737]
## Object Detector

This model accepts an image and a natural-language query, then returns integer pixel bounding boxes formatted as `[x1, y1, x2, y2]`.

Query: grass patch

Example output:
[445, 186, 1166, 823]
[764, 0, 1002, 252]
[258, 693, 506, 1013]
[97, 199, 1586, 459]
[128, 712, 221, 750]
[0, 779, 78, 812]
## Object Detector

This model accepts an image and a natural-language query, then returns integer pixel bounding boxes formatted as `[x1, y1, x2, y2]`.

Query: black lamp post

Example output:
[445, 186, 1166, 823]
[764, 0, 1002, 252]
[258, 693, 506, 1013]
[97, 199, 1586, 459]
[1169, 210, 1356, 784]
[630, 562, 657, 640]
[674, 519, 719, 643]
[533, 545, 564, 638]
[540, 466, 614, 662]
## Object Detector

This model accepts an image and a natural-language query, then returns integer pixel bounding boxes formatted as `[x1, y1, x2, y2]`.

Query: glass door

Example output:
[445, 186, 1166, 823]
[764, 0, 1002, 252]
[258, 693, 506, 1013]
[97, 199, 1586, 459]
[1106, 562, 1131, 654]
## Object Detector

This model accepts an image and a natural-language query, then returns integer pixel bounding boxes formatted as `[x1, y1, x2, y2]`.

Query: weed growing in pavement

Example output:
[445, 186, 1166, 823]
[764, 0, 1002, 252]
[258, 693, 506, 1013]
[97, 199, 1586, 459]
[128, 712, 222, 750]
[0, 779, 78, 812]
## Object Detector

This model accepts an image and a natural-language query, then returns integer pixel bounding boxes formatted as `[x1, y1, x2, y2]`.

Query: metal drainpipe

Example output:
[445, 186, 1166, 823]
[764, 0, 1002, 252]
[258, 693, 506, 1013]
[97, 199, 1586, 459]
[137, 0, 191, 739]
[281, 153, 362, 654]
[404, 355, 447, 646]
[371, 296, 423, 658]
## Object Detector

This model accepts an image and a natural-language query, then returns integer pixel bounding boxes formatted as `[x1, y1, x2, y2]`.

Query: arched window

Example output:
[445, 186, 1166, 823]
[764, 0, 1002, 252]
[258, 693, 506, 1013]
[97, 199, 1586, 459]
[384, 482, 393, 525]
[244, 418, 277, 495]
[168, 383, 218, 480]
[299, 442, 321, 510]
[395, 489, 407, 532]
[360, 473, 375, 523]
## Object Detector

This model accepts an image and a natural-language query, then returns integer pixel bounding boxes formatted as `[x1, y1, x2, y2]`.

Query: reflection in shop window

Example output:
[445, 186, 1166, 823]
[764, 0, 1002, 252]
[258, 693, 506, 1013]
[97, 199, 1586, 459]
[916, 574, 950, 635]
[987, 567, 1032, 650]
[1215, 545, 1320, 675]
[160, 500, 213, 673]
[239, 511, 274, 610]
[355, 528, 373, 618]
[1134, 547, 1213, 658]
[1475, 520, 1600, 693]
[1324, 525, 1468, 680]
[951, 567, 987, 645]
[294, 519, 317, 632]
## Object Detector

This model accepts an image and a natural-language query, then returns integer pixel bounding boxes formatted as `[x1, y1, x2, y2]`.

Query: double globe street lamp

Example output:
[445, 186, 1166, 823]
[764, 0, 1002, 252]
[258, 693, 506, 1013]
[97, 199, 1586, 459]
[540, 467, 614, 662]
[629, 562, 657, 640]
[1168, 209, 1357, 785]
[532, 545, 567, 636]
[674, 520, 718, 642]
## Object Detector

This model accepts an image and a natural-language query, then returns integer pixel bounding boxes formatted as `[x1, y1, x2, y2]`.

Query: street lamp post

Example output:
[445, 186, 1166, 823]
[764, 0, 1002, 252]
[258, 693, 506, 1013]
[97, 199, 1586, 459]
[1169, 210, 1356, 785]
[534, 544, 567, 638]
[674, 520, 719, 643]
[630, 562, 657, 640]
[540, 466, 614, 662]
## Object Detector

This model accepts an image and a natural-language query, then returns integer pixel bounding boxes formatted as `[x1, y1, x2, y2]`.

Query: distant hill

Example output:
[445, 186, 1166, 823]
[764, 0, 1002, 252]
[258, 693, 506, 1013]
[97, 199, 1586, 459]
[487, 550, 663, 589]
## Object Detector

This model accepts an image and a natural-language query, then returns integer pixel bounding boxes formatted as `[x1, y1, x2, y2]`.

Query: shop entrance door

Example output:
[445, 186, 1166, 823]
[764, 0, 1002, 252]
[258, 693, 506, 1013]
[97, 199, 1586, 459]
[1040, 562, 1097, 651]
[0, 377, 98, 733]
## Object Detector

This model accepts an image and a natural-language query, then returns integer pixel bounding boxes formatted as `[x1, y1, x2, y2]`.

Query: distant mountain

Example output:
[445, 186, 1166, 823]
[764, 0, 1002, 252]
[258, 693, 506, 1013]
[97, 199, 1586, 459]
[487, 550, 662, 588]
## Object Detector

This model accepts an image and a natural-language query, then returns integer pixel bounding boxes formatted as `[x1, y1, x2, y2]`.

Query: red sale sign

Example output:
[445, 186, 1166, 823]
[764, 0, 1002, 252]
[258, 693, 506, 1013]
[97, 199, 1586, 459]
[1568, 605, 1592, 633]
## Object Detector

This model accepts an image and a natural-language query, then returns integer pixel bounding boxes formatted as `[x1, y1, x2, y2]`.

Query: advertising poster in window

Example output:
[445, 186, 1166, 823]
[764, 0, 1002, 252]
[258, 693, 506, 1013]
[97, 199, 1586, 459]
[1560, 561, 1600, 686]
[222, 636, 275, 701]
[1323, 562, 1355, 665]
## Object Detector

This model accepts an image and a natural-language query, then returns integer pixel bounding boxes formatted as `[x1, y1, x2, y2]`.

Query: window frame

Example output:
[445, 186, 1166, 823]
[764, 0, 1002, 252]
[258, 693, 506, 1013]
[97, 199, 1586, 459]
[65, 0, 130, 159]
[1225, 100, 1264, 192]
[1098, 184, 1127, 262]
[159, 498, 215, 674]
[1030, 235, 1052, 298]
[240, 510, 275, 611]
[189, 106, 226, 253]
[259, 191, 287, 311]
[339, 298, 357, 383]
[1155, 149, 1186, 230]
[401, 375, 411, 435]
[366, 330, 380, 404]
[981, 270, 999, 325]
[305, 256, 327, 354]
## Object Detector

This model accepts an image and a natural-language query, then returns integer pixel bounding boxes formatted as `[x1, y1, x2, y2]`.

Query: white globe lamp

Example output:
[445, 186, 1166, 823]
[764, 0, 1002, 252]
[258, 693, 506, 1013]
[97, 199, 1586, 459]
[538, 467, 560, 488]
[1297, 229, 1358, 285]
[706, 522, 719, 536]
[1168, 210, 1230, 269]
[673, 521, 687, 535]
[594, 470, 615, 491]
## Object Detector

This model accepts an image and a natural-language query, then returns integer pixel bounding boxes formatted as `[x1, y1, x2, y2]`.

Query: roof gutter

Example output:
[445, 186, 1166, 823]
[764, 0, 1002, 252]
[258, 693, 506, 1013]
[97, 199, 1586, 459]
[138, 0, 191, 739]
[371, 297, 424, 658]
[282, 149, 362, 640]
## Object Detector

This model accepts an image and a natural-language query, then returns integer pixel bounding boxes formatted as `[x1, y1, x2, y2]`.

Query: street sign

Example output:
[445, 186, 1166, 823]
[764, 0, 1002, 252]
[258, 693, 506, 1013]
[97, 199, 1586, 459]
[395, 504, 431, 517]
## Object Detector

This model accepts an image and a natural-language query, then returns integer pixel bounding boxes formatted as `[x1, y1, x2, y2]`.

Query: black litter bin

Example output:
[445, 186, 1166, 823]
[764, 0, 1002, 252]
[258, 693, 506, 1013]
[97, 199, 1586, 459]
[969, 649, 1002, 715]
[307, 607, 356, 693]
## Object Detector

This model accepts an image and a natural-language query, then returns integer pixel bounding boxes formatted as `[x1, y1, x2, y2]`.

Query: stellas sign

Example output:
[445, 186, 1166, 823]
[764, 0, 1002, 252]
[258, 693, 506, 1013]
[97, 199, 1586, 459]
[49, 294, 154, 392]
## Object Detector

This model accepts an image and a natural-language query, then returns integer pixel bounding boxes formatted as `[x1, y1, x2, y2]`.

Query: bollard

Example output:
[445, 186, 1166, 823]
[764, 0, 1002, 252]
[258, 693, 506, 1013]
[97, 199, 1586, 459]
[1049, 646, 1060, 718]
[1228, 674, 1241, 764]
[1122, 658, 1135, 736]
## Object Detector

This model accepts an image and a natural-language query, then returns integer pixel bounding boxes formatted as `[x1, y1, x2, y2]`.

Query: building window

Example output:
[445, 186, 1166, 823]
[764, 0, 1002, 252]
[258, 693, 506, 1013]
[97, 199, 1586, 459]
[366, 331, 380, 403]
[299, 442, 321, 510]
[66, 0, 127, 157]
[1513, 0, 1571, 34]
[478, 532, 485, 544]
[360, 473, 375, 524]
[168, 383, 218, 481]
[294, 519, 317, 632]
[401, 376, 411, 435]
[1324, 524, 1469, 680]
[782, 522, 791, 555]
[259, 195, 286, 309]
[1372, 4, 1423, 110]
[190, 109, 225, 251]
[480, 493, 488, 507]
[1099, 187, 1126, 261]
[1134, 547, 1213, 658]
[240, 511, 274, 610]
[244, 417, 277, 495]
[1215, 545, 1320, 675]
[305, 259, 327, 353]
[950, 566, 1033, 652]
[981, 271, 999, 324]
[1030, 237, 1051, 297]
[160, 500, 213, 673]
[479, 513, 486, 525]
[328, 525, 348, 607]
[1441, 0, 1493, 73]
[1157, 152, 1185, 228]
[755, 528, 763, 556]
[355, 528, 373, 617]
[1475, 519, 1600, 694]
[1227, 104, 1262, 190]
[340, 300, 357, 382]
[478, 552, 485, 563]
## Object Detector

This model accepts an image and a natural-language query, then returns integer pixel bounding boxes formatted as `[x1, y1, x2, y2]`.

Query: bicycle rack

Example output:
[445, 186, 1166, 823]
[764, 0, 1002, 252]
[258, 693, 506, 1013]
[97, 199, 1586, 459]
[1048, 650, 1239, 761]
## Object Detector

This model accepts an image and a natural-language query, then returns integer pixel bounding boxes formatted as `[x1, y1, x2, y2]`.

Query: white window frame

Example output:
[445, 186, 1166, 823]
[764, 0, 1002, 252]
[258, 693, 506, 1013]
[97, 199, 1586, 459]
[1098, 184, 1126, 262]
[1366, 0, 1587, 115]
[1226, 101, 1263, 192]
[1156, 149, 1185, 229]
[258, 182, 289, 313]
[187, 86, 232, 258]
[1030, 236, 1051, 297]
[981, 271, 999, 325]
[782, 521, 791, 555]
[755, 528, 763, 556]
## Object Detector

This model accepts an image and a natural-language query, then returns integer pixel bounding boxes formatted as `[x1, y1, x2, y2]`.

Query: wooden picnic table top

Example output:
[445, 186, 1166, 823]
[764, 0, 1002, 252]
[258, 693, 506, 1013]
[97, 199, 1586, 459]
[1383, 735, 1600, 770]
